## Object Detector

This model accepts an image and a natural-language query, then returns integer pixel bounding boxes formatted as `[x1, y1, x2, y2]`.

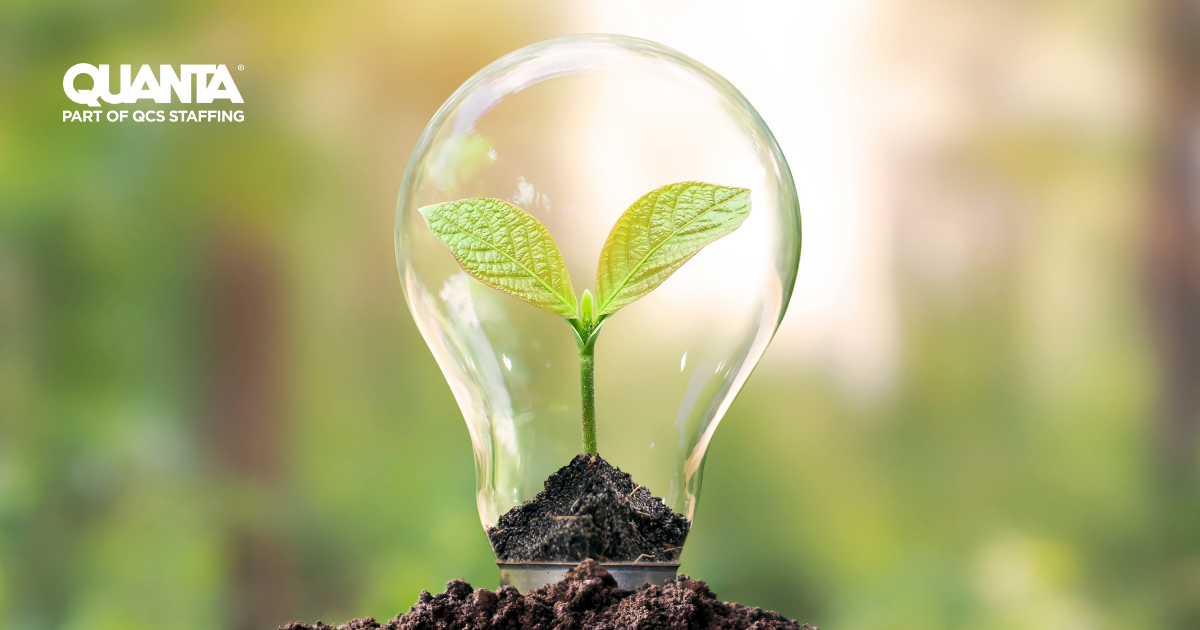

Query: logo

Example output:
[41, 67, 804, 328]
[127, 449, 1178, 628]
[64, 64, 243, 107]
[63, 64, 245, 124]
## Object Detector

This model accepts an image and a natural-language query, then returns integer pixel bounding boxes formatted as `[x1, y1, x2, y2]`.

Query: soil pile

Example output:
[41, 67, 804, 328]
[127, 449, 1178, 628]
[279, 559, 814, 630]
[488, 454, 689, 563]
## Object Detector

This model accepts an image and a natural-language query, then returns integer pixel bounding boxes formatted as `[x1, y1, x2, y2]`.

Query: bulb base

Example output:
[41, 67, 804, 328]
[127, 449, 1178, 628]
[497, 561, 680, 593]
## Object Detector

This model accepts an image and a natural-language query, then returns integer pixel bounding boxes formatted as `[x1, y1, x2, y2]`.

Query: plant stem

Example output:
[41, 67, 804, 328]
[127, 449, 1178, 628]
[579, 342, 597, 454]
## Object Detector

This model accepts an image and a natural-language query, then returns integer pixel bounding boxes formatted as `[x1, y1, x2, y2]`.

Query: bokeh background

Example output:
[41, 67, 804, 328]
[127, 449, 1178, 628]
[2, 0, 1199, 629]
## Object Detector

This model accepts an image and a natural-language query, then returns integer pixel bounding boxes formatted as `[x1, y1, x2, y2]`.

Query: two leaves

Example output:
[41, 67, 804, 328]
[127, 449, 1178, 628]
[419, 181, 750, 322]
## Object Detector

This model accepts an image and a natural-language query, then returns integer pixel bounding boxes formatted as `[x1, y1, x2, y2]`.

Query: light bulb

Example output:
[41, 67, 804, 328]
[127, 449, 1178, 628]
[395, 35, 801, 578]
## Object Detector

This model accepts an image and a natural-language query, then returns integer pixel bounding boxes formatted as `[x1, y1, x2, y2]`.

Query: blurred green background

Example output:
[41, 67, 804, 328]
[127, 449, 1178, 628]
[3, 0, 1200, 629]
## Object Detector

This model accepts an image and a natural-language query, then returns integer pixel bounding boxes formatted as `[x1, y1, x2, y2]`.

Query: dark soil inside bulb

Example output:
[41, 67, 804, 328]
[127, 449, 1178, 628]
[487, 453, 689, 563]
[279, 559, 815, 630]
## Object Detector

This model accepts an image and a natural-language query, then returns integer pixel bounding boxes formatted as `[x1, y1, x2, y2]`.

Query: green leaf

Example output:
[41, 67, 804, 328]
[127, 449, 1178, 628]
[420, 198, 578, 318]
[594, 182, 750, 316]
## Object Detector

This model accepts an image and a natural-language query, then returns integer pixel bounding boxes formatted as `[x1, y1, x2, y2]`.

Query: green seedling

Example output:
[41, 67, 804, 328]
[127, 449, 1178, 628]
[420, 181, 750, 455]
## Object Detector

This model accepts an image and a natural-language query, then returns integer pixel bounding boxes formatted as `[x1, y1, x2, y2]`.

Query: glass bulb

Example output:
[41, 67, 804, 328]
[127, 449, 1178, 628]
[395, 35, 801, 546]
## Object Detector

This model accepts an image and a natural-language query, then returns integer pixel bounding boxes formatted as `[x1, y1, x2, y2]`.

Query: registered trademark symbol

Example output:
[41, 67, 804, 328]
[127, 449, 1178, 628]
[237, 64, 244, 71]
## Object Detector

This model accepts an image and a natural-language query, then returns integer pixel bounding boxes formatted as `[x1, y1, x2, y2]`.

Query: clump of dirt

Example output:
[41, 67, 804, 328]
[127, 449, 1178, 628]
[487, 453, 689, 563]
[279, 559, 814, 630]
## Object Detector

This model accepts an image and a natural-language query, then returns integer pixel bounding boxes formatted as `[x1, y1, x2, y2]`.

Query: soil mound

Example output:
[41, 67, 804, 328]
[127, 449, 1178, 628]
[488, 454, 689, 562]
[279, 559, 814, 630]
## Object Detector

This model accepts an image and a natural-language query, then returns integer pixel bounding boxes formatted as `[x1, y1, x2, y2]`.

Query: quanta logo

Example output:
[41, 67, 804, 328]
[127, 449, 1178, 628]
[64, 64, 243, 107]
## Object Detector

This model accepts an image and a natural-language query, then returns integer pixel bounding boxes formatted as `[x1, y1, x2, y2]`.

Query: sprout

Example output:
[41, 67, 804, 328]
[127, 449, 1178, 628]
[420, 181, 750, 454]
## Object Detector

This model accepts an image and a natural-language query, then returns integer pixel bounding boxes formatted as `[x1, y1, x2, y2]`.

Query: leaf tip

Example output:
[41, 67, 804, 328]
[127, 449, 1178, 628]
[729, 185, 751, 202]
[417, 203, 439, 220]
